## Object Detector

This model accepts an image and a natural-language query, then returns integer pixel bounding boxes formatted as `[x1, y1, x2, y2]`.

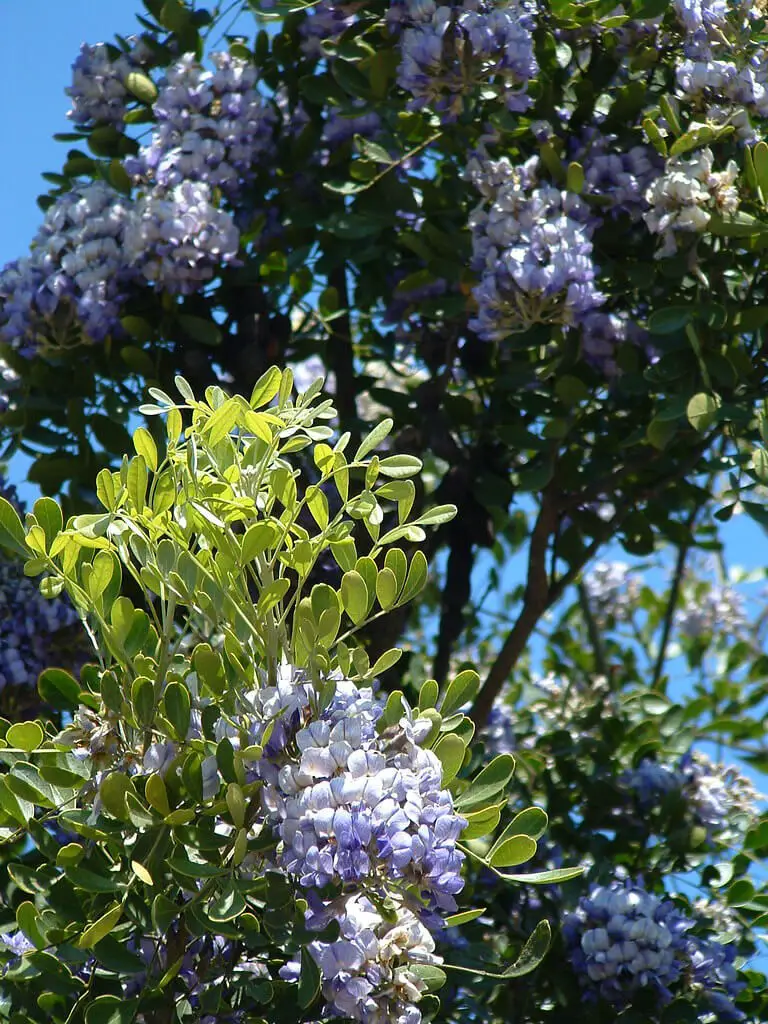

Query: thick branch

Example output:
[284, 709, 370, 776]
[470, 433, 717, 730]
[470, 487, 558, 726]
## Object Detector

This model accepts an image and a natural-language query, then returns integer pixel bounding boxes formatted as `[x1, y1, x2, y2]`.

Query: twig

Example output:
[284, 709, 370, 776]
[327, 265, 361, 452]
[576, 580, 608, 677]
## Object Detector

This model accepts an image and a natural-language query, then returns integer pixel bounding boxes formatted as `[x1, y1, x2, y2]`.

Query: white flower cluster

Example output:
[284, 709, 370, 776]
[644, 147, 739, 257]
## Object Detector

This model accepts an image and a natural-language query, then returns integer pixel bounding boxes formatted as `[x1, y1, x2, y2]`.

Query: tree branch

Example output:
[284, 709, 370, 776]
[470, 433, 718, 729]
[470, 487, 558, 726]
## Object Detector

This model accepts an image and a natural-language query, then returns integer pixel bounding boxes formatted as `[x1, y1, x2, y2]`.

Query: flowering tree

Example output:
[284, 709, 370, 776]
[1, 0, 768, 1021]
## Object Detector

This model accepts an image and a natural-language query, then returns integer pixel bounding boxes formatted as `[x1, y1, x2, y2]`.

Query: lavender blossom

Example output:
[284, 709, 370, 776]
[467, 154, 604, 340]
[299, 0, 358, 58]
[284, 893, 441, 1024]
[675, 583, 746, 640]
[621, 752, 760, 845]
[255, 676, 467, 911]
[564, 877, 746, 1016]
[66, 39, 148, 129]
[0, 181, 134, 350]
[126, 52, 276, 200]
[563, 878, 692, 1007]
[397, 0, 538, 120]
[123, 182, 240, 294]
[573, 129, 660, 220]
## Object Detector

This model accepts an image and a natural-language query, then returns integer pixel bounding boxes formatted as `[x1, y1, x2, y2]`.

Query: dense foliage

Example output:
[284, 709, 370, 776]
[0, 0, 768, 1022]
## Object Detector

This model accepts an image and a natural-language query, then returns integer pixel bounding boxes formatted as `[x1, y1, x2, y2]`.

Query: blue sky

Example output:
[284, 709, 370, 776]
[0, 3, 145, 269]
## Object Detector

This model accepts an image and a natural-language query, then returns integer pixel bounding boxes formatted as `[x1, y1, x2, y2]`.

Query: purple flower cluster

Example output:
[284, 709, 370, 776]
[252, 673, 466, 912]
[299, 0, 359, 58]
[482, 687, 515, 755]
[673, 0, 768, 138]
[284, 893, 441, 1023]
[384, 272, 448, 326]
[123, 181, 240, 295]
[125, 52, 276, 200]
[466, 154, 604, 340]
[322, 105, 383, 147]
[66, 38, 150, 129]
[563, 877, 692, 1007]
[620, 752, 760, 845]
[572, 129, 660, 221]
[578, 310, 651, 378]
[0, 182, 134, 348]
[0, 177, 240, 348]
[396, 0, 538, 120]
[564, 877, 745, 1017]
[0, 483, 83, 715]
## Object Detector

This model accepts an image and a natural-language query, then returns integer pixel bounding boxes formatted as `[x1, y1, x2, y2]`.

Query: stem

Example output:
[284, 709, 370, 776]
[576, 581, 608, 677]
[327, 266, 360, 452]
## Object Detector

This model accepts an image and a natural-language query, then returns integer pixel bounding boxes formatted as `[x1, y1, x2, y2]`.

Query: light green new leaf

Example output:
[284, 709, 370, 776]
[354, 418, 393, 460]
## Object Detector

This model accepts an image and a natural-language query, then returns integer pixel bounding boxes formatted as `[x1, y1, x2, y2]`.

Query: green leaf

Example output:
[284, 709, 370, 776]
[433, 734, 466, 786]
[341, 570, 369, 624]
[753, 448, 768, 483]
[298, 946, 321, 1009]
[85, 996, 141, 1024]
[178, 314, 222, 347]
[461, 803, 504, 840]
[455, 755, 516, 813]
[707, 211, 768, 237]
[204, 398, 240, 445]
[99, 772, 133, 820]
[415, 504, 457, 527]
[0, 497, 28, 557]
[127, 456, 148, 512]
[686, 392, 721, 432]
[131, 676, 155, 727]
[399, 550, 428, 604]
[440, 669, 480, 717]
[647, 306, 692, 335]
[355, 418, 393, 460]
[419, 679, 439, 711]
[6, 722, 44, 752]
[375, 567, 399, 609]
[250, 366, 282, 408]
[489, 834, 537, 868]
[370, 648, 402, 677]
[502, 920, 552, 977]
[491, 808, 548, 854]
[133, 427, 158, 472]
[164, 681, 191, 740]
[33, 497, 63, 548]
[499, 866, 584, 884]
[16, 901, 47, 949]
[444, 907, 486, 927]
[78, 904, 123, 949]
[409, 964, 447, 992]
